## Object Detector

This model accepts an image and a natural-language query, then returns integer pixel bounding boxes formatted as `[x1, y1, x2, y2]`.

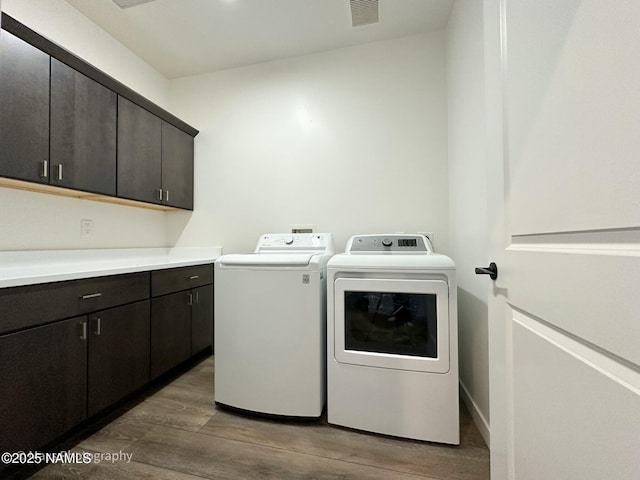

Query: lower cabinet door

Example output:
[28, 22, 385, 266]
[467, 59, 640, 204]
[88, 301, 150, 417]
[0, 316, 87, 455]
[192, 285, 214, 354]
[151, 292, 191, 379]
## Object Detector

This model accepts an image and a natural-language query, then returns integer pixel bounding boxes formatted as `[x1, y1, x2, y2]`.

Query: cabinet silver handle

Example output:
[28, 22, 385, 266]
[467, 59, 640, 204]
[93, 317, 101, 336]
[189, 275, 199, 280]
[80, 321, 87, 340]
[187, 292, 194, 306]
[81, 292, 102, 300]
[158, 188, 163, 201]
[165, 190, 169, 202]
[57, 164, 63, 180]
[41, 160, 48, 178]
[194, 291, 199, 305]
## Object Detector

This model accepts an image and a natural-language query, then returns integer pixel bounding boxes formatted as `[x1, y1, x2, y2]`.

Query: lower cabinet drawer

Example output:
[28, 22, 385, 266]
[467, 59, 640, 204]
[0, 272, 150, 335]
[151, 264, 213, 297]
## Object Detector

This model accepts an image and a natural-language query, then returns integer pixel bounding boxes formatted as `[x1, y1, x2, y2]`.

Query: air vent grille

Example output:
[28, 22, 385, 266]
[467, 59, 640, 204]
[350, 0, 379, 27]
[112, 0, 157, 9]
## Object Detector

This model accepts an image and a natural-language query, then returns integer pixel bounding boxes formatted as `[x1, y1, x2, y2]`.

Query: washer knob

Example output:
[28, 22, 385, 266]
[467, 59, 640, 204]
[382, 238, 393, 247]
[285, 235, 294, 245]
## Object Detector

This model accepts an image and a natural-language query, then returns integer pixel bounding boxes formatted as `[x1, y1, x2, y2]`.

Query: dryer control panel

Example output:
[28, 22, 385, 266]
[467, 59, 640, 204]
[346, 234, 432, 254]
[255, 233, 334, 254]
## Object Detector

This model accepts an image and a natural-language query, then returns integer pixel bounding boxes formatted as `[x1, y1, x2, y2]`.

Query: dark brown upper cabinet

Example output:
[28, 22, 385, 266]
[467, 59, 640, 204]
[50, 58, 117, 195]
[0, 14, 197, 211]
[117, 96, 163, 205]
[118, 97, 194, 209]
[162, 121, 194, 210]
[0, 30, 50, 183]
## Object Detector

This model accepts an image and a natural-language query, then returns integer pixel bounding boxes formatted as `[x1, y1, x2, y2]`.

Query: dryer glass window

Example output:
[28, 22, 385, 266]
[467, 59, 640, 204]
[344, 291, 437, 358]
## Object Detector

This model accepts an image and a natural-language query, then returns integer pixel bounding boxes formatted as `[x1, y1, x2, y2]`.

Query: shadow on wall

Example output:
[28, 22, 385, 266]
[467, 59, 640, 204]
[456, 285, 490, 441]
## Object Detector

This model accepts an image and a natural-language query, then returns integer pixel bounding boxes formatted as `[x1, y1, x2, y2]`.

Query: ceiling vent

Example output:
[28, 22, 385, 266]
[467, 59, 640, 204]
[112, 0, 157, 9]
[350, 0, 379, 27]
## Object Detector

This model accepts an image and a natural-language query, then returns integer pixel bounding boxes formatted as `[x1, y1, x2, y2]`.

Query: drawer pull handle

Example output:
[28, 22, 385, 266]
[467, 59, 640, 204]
[93, 317, 101, 336]
[189, 275, 199, 280]
[81, 293, 102, 300]
[41, 160, 48, 178]
[57, 163, 63, 181]
[80, 321, 87, 340]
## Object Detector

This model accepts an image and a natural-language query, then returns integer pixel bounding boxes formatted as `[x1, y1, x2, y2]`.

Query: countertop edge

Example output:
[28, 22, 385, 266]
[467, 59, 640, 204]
[0, 247, 223, 289]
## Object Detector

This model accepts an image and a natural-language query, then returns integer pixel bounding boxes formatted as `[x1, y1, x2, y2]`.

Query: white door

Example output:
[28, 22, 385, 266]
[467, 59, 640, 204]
[484, 1, 640, 479]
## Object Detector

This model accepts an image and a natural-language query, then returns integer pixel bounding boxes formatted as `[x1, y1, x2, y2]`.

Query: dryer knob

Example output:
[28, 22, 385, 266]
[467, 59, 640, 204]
[285, 235, 294, 245]
[382, 238, 393, 247]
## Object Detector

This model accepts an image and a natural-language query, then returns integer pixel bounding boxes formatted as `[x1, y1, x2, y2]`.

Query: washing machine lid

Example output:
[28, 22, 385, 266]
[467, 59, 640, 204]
[218, 253, 316, 267]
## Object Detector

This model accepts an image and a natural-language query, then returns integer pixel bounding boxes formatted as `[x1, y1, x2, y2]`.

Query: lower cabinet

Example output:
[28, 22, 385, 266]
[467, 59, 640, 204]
[150, 265, 214, 379]
[0, 316, 87, 454]
[88, 300, 150, 416]
[0, 262, 213, 466]
[151, 292, 192, 379]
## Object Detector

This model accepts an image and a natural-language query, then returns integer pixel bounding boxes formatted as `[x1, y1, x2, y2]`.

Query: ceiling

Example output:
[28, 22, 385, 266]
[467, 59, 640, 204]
[63, 0, 454, 79]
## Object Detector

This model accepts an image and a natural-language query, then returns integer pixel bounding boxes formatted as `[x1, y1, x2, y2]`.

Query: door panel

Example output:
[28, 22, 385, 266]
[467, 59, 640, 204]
[0, 30, 49, 183]
[88, 301, 150, 416]
[50, 58, 117, 195]
[512, 312, 640, 479]
[191, 285, 213, 354]
[117, 96, 162, 204]
[151, 292, 191, 379]
[505, 1, 640, 236]
[0, 317, 87, 454]
[161, 121, 194, 210]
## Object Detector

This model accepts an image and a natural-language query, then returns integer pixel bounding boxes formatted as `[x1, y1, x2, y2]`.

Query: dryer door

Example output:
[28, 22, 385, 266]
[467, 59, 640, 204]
[334, 278, 450, 373]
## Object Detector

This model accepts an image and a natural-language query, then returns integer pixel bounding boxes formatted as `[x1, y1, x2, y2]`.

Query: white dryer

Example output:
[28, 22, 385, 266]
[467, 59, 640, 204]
[327, 234, 459, 444]
[214, 233, 334, 418]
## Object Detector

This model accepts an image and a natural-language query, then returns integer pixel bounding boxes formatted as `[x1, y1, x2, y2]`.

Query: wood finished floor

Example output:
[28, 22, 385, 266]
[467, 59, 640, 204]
[30, 356, 489, 479]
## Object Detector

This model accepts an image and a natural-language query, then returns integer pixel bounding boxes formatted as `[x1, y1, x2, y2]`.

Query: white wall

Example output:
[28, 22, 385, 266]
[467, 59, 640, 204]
[446, 0, 490, 443]
[167, 32, 449, 254]
[0, 0, 171, 251]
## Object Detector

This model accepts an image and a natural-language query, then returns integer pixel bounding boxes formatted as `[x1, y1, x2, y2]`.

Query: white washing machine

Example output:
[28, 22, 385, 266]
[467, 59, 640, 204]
[214, 233, 334, 418]
[327, 234, 459, 444]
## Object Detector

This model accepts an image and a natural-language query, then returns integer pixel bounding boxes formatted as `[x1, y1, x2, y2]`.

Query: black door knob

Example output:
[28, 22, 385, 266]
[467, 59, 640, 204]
[475, 262, 498, 280]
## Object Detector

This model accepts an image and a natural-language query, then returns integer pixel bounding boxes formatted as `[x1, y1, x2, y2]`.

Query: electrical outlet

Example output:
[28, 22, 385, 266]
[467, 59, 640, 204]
[290, 224, 316, 234]
[81, 219, 94, 237]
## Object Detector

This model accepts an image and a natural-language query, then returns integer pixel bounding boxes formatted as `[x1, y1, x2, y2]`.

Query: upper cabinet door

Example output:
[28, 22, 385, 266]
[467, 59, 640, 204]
[117, 96, 162, 204]
[50, 58, 117, 195]
[0, 30, 50, 183]
[161, 121, 194, 210]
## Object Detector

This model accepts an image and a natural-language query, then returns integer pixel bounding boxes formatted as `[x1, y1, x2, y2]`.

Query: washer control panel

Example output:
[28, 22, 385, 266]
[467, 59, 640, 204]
[255, 233, 334, 253]
[347, 234, 431, 253]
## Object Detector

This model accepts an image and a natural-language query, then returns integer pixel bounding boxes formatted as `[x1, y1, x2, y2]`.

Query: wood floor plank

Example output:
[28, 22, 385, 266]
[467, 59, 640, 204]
[118, 395, 214, 432]
[78, 417, 157, 453]
[30, 447, 205, 480]
[199, 409, 488, 480]
[126, 424, 441, 480]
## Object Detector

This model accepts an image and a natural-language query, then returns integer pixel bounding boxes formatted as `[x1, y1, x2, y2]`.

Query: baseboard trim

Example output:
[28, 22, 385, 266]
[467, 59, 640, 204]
[459, 380, 490, 446]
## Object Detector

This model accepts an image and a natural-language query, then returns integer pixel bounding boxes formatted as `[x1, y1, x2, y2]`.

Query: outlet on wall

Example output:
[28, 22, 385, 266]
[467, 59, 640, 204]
[81, 219, 94, 237]
[290, 224, 316, 234]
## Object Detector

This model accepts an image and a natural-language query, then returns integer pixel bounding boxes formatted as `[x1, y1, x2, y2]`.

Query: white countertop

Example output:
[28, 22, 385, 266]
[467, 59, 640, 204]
[0, 246, 223, 288]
